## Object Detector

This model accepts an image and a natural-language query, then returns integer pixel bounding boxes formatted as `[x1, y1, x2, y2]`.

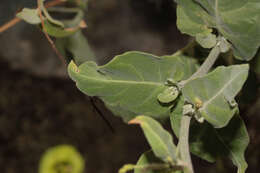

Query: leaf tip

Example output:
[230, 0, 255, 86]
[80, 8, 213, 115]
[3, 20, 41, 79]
[128, 118, 141, 125]
[128, 116, 145, 125]
[69, 60, 80, 73]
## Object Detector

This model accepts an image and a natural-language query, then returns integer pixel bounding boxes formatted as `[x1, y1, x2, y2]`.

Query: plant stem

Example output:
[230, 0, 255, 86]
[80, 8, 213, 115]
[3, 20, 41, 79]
[37, 0, 66, 66]
[179, 115, 193, 173]
[0, 0, 65, 33]
[178, 42, 222, 173]
[179, 44, 221, 87]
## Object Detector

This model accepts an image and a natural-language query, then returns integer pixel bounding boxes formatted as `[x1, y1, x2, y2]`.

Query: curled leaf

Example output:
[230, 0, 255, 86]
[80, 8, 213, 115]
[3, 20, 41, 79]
[157, 86, 179, 104]
[39, 145, 84, 173]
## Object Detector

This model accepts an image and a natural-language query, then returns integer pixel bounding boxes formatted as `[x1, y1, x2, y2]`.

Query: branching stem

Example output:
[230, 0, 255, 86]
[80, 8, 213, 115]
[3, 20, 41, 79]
[0, 0, 64, 33]
[37, 0, 66, 66]
[178, 41, 223, 173]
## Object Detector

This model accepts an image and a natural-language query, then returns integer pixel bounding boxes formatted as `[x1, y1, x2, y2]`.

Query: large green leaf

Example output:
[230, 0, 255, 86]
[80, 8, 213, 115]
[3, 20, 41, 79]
[176, 0, 260, 60]
[68, 51, 197, 121]
[170, 100, 249, 173]
[129, 116, 177, 163]
[182, 64, 249, 128]
[56, 31, 95, 65]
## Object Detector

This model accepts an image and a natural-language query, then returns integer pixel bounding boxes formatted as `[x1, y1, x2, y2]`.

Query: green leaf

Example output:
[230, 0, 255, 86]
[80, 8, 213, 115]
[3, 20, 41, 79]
[134, 151, 169, 173]
[170, 103, 249, 173]
[195, 33, 217, 49]
[157, 86, 179, 104]
[129, 116, 177, 163]
[43, 20, 79, 38]
[119, 151, 182, 173]
[176, 0, 260, 60]
[170, 97, 184, 138]
[68, 51, 197, 121]
[56, 31, 95, 65]
[16, 8, 41, 25]
[182, 64, 249, 128]
[39, 0, 64, 27]
[39, 145, 84, 173]
[176, 5, 213, 38]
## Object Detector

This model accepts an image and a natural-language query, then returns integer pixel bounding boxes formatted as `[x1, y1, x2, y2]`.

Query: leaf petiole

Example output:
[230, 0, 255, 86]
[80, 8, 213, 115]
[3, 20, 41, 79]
[179, 38, 225, 88]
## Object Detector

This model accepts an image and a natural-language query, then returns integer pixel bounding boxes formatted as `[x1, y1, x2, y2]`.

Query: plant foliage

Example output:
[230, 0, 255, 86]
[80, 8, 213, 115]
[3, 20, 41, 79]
[13, 0, 259, 173]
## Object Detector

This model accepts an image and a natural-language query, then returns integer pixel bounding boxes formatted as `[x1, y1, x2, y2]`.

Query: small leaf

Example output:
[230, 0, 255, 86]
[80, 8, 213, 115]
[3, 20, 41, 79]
[170, 103, 249, 173]
[16, 8, 41, 25]
[195, 33, 217, 49]
[129, 116, 177, 163]
[68, 51, 197, 121]
[157, 86, 179, 104]
[182, 64, 249, 128]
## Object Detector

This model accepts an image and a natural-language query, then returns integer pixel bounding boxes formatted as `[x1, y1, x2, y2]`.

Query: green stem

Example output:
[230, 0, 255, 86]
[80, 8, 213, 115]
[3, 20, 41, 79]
[179, 44, 221, 87]
[178, 41, 223, 173]
[192, 45, 221, 78]
[179, 115, 193, 173]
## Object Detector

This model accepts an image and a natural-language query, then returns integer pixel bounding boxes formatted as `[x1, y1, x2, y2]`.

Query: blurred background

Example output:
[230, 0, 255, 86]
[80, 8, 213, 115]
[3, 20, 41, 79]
[0, 0, 259, 173]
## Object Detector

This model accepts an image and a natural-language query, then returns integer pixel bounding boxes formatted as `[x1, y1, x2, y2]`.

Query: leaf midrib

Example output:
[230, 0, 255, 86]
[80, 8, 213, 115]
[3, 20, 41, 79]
[143, 122, 175, 160]
[76, 73, 164, 86]
[199, 69, 244, 111]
